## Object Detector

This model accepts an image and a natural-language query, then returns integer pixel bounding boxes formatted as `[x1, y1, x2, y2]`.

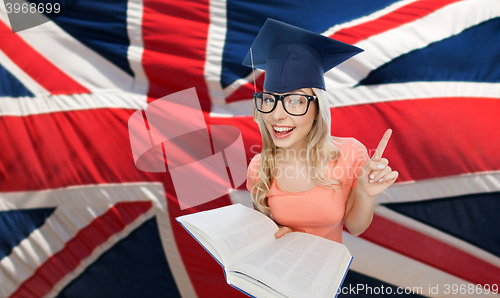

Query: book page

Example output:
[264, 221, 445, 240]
[177, 204, 278, 267]
[227, 271, 288, 298]
[230, 232, 348, 298]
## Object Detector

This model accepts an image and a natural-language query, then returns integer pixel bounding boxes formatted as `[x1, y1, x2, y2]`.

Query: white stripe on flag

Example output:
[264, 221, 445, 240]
[126, 0, 149, 95]
[0, 192, 111, 296]
[374, 205, 500, 270]
[210, 81, 500, 117]
[0, 91, 147, 116]
[327, 0, 500, 88]
[210, 98, 254, 117]
[344, 232, 498, 298]
[377, 170, 500, 204]
[321, 0, 418, 37]
[0, 49, 49, 96]
[0, 0, 137, 94]
[328, 82, 500, 107]
[46, 209, 157, 298]
[0, 183, 197, 298]
[205, 0, 229, 105]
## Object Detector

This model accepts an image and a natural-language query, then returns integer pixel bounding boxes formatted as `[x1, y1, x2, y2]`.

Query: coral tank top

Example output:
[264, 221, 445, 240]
[246, 138, 369, 244]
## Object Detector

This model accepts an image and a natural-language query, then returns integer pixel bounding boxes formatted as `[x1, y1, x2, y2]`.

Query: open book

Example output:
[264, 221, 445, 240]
[176, 204, 352, 298]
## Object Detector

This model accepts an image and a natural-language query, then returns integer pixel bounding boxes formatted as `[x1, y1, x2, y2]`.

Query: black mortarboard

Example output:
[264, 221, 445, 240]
[242, 18, 364, 93]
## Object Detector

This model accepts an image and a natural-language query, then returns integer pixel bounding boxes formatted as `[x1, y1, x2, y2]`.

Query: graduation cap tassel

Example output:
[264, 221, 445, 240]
[250, 47, 257, 94]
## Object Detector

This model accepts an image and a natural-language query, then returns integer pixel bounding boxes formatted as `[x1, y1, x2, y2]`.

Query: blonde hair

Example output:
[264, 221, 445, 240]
[250, 88, 342, 216]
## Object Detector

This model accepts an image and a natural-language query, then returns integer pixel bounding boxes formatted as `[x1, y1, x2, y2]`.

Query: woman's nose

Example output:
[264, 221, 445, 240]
[272, 100, 288, 121]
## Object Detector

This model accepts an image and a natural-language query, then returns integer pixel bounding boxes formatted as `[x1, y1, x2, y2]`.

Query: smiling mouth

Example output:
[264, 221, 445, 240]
[272, 125, 295, 137]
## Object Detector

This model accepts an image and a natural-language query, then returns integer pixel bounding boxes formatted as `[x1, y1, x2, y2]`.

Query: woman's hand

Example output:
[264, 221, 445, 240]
[356, 129, 399, 199]
[275, 226, 292, 238]
[274, 226, 306, 238]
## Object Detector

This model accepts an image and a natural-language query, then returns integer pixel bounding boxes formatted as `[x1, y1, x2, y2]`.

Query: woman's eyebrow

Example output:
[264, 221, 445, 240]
[270, 92, 308, 95]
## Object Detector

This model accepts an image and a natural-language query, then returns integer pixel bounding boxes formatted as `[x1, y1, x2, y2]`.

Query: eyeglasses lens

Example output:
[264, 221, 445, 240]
[255, 93, 308, 116]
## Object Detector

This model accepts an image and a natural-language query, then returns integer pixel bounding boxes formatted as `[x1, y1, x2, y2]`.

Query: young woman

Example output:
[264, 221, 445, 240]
[244, 19, 398, 244]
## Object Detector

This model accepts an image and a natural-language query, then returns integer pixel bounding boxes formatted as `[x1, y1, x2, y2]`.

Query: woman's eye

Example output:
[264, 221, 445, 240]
[264, 98, 275, 104]
[288, 96, 305, 105]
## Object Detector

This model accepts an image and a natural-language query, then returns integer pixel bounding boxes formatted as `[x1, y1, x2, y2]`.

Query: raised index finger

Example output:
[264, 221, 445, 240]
[371, 129, 392, 161]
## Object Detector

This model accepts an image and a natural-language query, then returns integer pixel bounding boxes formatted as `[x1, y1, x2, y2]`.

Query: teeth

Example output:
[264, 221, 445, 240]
[274, 126, 294, 132]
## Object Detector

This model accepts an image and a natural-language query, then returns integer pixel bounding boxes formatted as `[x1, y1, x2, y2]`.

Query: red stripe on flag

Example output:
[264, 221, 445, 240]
[2, 95, 496, 296]
[2, 97, 497, 192]
[0, 109, 159, 192]
[0, 21, 90, 95]
[0, 106, 244, 297]
[140, 3, 247, 296]
[0, 107, 244, 297]
[359, 214, 500, 286]
[331, 97, 500, 182]
[163, 175, 245, 298]
[225, 74, 265, 104]
[141, 0, 211, 112]
[330, 0, 461, 45]
[9, 201, 153, 298]
[211, 96, 500, 185]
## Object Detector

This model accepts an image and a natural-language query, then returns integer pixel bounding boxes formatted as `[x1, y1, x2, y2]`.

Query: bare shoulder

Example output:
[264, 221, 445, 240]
[249, 154, 261, 167]
[247, 154, 261, 178]
[247, 154, 262, 192]
[333, 137, 366, 148]
[332, 137, 368, 161]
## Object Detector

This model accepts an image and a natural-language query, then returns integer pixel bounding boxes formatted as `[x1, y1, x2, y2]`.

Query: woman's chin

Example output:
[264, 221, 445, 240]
[272, 138, 294, 149]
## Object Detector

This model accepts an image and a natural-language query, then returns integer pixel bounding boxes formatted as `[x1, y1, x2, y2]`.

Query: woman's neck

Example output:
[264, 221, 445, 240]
[275, 139, 308, 164]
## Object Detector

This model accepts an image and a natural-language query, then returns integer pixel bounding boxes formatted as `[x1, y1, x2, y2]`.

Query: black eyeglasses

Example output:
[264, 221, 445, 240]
[253, 92, 317, 116]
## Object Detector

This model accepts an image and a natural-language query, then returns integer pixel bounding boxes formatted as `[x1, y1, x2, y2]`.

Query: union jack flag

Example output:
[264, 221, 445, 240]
[0, 0, 499, 297]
